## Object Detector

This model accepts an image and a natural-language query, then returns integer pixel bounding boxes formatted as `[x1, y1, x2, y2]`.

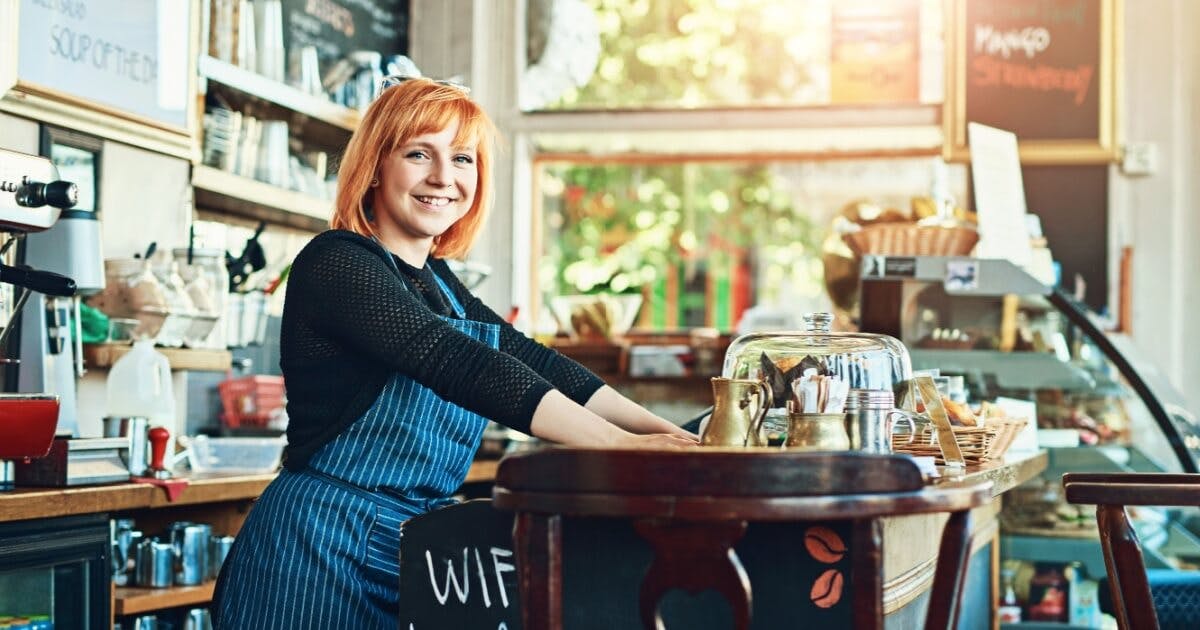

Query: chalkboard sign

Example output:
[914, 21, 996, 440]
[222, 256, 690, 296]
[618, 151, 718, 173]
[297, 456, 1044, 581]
[280, 0, 409, 72]
[399, 501, 860, 629]
[399, 500, 521, 630]
[943, 0, 1120, 164]
[13, 0, 193, 131]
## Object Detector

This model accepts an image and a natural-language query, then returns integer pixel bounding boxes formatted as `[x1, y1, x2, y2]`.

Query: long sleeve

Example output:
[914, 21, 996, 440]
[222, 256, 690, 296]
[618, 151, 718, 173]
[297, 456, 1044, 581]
[431, 259, 606, 405]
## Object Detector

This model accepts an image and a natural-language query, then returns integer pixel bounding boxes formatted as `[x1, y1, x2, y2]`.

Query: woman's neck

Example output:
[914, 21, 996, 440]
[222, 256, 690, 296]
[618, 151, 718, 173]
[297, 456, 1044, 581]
[374, 233, 431, 268]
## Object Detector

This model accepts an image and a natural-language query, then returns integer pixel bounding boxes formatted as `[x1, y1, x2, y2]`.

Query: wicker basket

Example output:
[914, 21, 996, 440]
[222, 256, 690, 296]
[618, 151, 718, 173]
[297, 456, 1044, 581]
[892, 418, 1028, 465]
[893, 425, 994, 465]
[843, 223, 979, 258]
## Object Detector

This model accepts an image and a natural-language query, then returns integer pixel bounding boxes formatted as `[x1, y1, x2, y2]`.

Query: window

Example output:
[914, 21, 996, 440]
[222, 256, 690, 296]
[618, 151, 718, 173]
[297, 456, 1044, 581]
[507, 0, 958, 335]
[525, 0, 943, 111]
[535, 156, 967, 334]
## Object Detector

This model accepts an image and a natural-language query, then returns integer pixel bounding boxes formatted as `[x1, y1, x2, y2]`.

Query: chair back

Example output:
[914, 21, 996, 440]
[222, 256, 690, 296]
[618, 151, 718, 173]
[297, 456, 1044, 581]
[1063, 472, 1200, 630]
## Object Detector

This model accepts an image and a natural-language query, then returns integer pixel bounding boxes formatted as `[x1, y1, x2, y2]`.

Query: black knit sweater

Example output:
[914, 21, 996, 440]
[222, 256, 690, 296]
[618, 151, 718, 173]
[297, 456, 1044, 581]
[279, 230, 603, 469]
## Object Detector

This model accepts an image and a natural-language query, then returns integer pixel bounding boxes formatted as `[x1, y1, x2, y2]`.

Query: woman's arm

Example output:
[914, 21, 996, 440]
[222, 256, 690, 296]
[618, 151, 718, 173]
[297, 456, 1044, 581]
[583, 386, 699, 439]
[530, 390, 697, 449]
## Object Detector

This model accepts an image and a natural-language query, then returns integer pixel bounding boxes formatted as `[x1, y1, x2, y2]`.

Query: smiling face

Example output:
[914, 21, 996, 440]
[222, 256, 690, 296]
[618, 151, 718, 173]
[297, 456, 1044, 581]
[370, 120, 479, 266]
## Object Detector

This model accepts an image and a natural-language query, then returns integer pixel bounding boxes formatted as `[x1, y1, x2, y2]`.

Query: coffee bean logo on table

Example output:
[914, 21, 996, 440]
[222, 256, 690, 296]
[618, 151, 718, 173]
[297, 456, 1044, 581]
[804, 525, 847, 608]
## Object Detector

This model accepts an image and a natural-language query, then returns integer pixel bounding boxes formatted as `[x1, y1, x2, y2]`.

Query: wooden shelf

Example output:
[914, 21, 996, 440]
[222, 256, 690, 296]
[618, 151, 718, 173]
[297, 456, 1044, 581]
[83, 343, 232, 372]
[198, 56, 359, 132]
[192, 165, 331, 232]
[114, 582, 215, 615]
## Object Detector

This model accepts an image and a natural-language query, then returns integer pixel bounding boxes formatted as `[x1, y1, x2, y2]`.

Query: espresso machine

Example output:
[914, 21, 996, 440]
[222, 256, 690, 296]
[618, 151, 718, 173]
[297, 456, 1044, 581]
[0, 147, 80, 487]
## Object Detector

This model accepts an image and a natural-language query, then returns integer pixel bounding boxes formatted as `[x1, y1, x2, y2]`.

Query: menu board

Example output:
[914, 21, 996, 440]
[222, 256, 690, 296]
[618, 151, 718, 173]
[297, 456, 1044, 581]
[280, 0, 409, 71]
[943, 0, 1120, 163]
[829, 0, 920, 104]
[14, 0, 192, 131]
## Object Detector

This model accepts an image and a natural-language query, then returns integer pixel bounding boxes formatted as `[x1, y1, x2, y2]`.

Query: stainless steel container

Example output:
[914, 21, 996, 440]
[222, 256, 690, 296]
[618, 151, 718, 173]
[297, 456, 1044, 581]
[104, 415, 149, 476]
[184, 607, 214, 630]
[209, 534, 236, 580]
[170, 522, 212, 585]
[135, 538, 176, 588]
[111, 518, 139, 586]
[843, 389, 916, 454]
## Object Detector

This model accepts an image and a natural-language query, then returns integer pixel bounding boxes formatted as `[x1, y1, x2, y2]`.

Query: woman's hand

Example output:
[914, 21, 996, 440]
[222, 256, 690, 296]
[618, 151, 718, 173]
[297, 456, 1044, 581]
[615, 432, 700, 450]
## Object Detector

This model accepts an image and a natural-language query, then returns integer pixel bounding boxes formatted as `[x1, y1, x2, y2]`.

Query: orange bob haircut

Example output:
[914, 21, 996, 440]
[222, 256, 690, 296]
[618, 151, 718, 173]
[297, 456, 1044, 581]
[330, 78, 497, 260]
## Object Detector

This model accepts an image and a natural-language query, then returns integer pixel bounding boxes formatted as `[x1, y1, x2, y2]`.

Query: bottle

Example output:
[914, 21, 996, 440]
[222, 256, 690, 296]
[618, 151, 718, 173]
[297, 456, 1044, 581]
[998, 567, 1022, 623]
[106, 339, 176, 454]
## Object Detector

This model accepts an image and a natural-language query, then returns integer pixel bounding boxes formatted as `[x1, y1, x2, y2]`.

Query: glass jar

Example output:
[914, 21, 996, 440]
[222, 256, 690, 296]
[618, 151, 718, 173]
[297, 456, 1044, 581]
[87, 258, 169, 341]
[173, 248, 229, 349]
[148, 253, 196, 348]
[722, 312, 913, 438]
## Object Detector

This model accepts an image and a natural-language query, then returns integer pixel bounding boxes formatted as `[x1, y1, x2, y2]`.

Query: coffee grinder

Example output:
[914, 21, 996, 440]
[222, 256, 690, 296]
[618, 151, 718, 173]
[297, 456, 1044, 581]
[17, 127, 107, 437]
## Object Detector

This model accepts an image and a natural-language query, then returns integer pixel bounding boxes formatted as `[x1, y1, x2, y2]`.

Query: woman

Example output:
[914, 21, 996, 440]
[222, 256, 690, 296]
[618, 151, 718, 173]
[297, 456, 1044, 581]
[211, 78, 696, 628]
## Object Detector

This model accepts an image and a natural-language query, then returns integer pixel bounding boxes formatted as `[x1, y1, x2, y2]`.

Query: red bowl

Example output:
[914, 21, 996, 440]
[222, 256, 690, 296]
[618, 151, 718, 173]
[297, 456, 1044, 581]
[0, 394, 60, 459]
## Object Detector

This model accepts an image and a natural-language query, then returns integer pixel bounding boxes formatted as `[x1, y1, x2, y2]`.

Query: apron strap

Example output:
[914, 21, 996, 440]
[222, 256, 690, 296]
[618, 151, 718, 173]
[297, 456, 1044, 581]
[300, 467, 435, 515]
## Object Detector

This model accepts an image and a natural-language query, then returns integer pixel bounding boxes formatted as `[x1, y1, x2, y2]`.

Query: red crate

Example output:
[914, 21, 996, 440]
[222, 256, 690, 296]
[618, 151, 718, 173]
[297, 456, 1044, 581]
[218, 375, 285, 428]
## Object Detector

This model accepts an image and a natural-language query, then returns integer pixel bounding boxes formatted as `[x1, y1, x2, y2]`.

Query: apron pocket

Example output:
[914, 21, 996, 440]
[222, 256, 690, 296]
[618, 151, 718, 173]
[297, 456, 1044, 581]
[364, 504, 404, 580]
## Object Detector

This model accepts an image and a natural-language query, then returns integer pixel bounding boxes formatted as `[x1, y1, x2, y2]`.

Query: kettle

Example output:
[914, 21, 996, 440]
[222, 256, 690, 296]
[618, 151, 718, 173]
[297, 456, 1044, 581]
[702, 378, 771, 447]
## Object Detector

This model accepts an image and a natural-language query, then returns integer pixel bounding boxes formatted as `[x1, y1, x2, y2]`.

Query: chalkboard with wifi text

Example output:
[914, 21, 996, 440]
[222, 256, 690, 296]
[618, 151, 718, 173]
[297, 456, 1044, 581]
[398, 500, 868, 629]
[943, 0, 1120, 164]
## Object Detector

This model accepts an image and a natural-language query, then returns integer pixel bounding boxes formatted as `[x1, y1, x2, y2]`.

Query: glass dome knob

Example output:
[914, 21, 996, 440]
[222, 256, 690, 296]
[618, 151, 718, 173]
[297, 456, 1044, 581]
[803, 312, 834, 333]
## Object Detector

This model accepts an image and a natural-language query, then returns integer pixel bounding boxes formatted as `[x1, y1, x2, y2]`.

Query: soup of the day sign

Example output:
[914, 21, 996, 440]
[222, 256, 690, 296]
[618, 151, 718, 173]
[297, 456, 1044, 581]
[16, 0, 191, 130]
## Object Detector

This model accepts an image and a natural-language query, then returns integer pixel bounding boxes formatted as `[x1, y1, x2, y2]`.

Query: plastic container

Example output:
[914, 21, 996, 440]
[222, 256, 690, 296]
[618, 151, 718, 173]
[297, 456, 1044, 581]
[106, 339, 176, 431]
[189, 435, 285, 473]
[218, 375, 285, 428]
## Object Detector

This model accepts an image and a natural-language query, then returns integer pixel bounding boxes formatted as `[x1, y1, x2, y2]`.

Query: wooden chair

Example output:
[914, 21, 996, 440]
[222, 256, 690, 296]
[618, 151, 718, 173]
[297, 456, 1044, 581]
[492, 448, 992, 630]
[1062, 472, 1200, 630]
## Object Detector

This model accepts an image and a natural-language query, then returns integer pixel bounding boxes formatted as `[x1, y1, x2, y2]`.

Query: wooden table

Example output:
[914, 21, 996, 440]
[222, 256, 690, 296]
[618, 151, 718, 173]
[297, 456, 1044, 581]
[491, 449, 1046, 630]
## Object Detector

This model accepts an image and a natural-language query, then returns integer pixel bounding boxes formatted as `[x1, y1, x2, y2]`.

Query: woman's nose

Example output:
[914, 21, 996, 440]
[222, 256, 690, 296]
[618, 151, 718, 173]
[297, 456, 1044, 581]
[427, 160, 453, 188]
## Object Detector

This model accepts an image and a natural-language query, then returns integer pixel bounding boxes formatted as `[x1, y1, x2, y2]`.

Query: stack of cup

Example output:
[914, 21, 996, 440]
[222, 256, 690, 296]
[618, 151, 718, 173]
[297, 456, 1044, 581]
[255, 0, 285, 82]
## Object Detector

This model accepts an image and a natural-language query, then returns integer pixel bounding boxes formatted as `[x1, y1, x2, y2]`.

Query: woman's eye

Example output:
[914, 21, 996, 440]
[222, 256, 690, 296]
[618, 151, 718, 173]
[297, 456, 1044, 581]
[454, 154, 475, 165]
[405, 150, 429, 160]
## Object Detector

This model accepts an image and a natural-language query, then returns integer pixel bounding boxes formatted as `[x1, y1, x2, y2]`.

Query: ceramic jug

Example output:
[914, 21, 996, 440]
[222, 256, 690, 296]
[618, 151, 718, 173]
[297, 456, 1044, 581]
[703, 378, 771, 447]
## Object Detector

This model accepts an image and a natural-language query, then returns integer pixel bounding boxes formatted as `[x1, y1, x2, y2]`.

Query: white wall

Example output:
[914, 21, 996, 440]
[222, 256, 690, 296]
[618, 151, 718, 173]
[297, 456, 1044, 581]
[1113, 0, 1200, 413]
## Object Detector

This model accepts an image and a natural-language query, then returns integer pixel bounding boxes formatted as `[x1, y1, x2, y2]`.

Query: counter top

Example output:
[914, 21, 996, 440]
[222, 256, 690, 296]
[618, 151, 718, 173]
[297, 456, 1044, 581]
[931, 449, 1048, 498]
[0, 458, 503, 523]
[0, 453, 1039, 524]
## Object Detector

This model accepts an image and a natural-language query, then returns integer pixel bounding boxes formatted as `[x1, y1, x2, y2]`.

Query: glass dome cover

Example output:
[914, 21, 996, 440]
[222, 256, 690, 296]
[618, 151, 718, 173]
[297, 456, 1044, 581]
[722, 312, 913, 409]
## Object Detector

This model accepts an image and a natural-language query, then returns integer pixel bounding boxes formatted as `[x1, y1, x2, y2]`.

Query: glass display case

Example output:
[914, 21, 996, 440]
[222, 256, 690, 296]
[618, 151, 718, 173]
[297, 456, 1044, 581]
[859, 255, 1200, 626]
[859, 255, 1199, 473]
[0, 514, 110, 629]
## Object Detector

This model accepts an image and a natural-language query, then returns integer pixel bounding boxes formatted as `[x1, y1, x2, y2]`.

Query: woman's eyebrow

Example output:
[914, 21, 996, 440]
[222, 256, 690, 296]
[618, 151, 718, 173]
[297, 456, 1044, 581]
[404, 140, 475, 152]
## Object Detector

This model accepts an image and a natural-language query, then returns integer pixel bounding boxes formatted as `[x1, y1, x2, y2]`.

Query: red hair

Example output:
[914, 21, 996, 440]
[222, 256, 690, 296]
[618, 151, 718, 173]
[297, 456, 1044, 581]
[331, 79, 497, 259]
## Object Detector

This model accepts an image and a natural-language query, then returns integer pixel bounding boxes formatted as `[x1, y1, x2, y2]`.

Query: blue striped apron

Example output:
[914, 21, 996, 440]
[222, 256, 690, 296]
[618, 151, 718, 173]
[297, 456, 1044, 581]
[212, 268, 499, 629]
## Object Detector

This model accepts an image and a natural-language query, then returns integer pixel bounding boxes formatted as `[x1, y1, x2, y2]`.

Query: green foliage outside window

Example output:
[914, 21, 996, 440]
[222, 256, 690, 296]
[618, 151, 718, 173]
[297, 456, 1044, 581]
[539, 163, 823, 311]
[546, 0, 830, 110]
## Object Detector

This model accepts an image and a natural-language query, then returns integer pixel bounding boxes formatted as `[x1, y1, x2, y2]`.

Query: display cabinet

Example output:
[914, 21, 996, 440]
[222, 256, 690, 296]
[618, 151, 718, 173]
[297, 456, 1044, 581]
[0, 514, 110, 628]
[859, 255, 1200, 627]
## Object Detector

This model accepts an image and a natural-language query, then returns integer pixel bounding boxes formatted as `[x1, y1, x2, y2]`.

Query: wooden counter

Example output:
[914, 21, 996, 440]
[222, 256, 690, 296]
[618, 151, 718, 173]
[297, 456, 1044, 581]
[0, 458, 503, 523]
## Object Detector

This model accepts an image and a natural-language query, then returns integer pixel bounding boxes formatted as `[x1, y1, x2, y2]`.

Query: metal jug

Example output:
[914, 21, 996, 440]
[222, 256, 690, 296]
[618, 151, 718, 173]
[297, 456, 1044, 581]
[785, 407, 851, 451]
[702, 378, 771, 447]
